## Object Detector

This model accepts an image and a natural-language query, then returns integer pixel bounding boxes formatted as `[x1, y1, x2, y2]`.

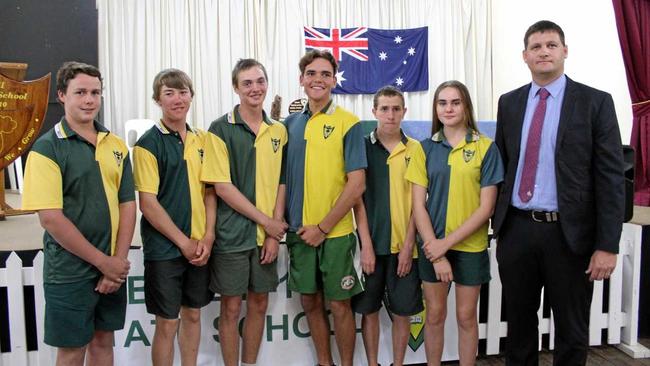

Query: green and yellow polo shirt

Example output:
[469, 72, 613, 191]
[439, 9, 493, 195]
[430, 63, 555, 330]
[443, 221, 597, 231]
[133, 121, 208, 261]
[364, 129, 418, 257]
[201, 106, 287, 254]
[22, 118, 135, 284]
[284, 101, 367, 237]
[405, 130, 504, 252]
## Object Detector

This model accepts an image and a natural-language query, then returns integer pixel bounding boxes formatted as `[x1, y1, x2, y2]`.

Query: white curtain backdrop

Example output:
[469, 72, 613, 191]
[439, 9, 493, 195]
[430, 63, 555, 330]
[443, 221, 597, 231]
[97, 0, 492, 138]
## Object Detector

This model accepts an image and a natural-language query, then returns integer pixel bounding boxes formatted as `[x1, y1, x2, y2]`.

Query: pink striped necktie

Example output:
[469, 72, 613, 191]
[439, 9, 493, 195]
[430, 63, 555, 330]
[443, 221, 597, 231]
[518, 87, 550, 203]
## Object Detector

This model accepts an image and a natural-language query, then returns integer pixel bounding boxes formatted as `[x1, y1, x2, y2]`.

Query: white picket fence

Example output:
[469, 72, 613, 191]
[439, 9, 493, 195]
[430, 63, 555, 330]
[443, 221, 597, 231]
[5, 160, 24, 193]
[1, 223, 648, 365]
[0, 251, 54, 366]
[482, 223, 650, 359]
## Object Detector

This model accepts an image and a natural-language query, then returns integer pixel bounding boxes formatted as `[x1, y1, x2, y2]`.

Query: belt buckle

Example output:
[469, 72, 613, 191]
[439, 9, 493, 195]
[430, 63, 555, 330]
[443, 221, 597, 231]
[531, 210, 557, 223]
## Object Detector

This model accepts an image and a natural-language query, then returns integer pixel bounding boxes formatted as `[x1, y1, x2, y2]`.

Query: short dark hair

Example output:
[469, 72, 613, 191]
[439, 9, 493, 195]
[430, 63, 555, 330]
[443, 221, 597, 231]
[431, 80, 478, 135]
[524, 20, 565, 49]
[232, 58, 268, 87]
[373, 85, 405, 109]
[152, 68, 195, 102]
[56, 61, 102, 94]
[299, 49, 337, 75]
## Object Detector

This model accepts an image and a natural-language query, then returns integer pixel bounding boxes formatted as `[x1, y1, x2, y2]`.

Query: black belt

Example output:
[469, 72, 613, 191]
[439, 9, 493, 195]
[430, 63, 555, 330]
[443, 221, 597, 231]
[510, 206, 559, 223]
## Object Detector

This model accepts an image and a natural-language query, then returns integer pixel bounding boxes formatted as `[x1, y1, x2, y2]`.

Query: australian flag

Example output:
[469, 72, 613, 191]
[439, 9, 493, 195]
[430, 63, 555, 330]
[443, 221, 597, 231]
[304, 26, 429, 94]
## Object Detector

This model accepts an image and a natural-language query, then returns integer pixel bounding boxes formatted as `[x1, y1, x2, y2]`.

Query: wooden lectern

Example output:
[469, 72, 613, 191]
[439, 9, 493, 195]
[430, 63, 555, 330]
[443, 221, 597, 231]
[0, 62, 51, 220]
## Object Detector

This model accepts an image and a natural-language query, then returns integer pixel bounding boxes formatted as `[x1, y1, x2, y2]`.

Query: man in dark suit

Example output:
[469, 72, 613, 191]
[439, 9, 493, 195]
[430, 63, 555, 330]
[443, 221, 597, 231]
[493, 20, 625, 365]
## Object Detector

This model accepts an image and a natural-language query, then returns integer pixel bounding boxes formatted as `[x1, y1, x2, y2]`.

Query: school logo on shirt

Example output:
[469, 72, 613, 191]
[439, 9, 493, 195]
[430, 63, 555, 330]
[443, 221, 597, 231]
[463, 149, 475, 163]
[271, 137, 280, 153]
[198, 148, 204, 163]
[113, 151, 124, 168]
[323, 125, 335, 139]
[340, 275, 355, 290]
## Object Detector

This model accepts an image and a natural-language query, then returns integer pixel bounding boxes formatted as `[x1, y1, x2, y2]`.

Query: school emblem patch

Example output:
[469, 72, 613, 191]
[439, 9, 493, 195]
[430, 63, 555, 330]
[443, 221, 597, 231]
[271, 137, 280, 153]
[113, 151, 124, 168]
[384, 294, 425, 351]
[323, 125, 335, 139]
[340, 275, 355, 290]
[407, 305, 426, 350]
[463, 149, 475, 163]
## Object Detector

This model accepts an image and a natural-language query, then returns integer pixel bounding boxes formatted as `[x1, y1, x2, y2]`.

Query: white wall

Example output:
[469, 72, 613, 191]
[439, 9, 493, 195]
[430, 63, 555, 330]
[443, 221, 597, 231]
[491, 0, 633, 143]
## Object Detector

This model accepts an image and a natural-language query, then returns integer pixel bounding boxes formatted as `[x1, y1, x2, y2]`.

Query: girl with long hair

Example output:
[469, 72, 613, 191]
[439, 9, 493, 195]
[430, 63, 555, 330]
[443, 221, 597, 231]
[405, 80, 504, 365]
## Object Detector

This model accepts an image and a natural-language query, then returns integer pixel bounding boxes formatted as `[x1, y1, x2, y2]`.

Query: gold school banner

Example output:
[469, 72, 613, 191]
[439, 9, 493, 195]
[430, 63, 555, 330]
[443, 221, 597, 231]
[110, 247, 467, 365]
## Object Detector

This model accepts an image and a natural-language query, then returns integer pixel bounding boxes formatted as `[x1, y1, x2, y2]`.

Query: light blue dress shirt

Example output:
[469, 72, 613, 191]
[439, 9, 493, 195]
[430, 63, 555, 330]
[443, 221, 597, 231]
[512, 74, 567, 211]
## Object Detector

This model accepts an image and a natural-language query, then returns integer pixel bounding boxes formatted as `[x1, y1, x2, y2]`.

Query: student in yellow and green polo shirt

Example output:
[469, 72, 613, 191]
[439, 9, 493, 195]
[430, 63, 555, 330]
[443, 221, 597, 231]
[283, 50, 367, 366]
[406, 80, 503, 366]
[351, 86, 423, 366]
[22, 62, 136, 366]
[133, 69, 216, 366]
[200, 59, 287, 366]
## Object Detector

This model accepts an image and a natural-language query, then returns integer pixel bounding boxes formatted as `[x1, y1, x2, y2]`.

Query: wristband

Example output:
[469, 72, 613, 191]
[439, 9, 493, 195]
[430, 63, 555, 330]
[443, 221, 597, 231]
[317, 223, 328, 235]
[432, 256, 446, 264]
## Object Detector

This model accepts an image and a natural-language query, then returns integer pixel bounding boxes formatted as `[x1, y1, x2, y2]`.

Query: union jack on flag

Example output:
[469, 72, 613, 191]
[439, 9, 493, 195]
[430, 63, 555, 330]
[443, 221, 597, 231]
[304, 26, 428, 94]
[304, 27, 369, 62]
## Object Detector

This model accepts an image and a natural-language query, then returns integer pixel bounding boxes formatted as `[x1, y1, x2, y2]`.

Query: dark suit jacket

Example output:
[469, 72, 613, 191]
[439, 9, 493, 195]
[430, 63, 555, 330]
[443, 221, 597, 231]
[493, 76, 625, 255]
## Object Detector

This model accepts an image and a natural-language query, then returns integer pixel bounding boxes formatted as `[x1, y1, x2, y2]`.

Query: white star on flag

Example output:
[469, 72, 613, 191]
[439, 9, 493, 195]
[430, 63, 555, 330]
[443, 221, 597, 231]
[403, 60, 407, 65]
[394, 35, 402, 44]
[407, 47, 416, 56]
[379, 51, 388, 60]
[395, 77, 404, 86]
[336, 71, 346, 87]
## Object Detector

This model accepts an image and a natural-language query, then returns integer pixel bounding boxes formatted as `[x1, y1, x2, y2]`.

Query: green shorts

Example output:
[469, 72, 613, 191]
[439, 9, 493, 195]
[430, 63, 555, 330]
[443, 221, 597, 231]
[352, 254, 423, 316]
[286, 232, 363, 301]
[209, 246, 278, 296]
[144, 257, 213, 319]
[44, 277, 127, 348]
[418, 248, 491, 286]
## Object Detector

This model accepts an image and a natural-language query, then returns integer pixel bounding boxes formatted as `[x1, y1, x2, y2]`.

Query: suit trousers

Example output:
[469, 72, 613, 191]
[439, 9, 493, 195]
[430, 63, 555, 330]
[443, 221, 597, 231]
[496, 207, 593, 366]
